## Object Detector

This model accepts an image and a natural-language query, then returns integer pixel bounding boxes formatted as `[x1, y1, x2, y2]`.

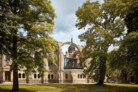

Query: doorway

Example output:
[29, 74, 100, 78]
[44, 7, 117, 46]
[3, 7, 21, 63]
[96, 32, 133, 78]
[5, 71, 11, 81]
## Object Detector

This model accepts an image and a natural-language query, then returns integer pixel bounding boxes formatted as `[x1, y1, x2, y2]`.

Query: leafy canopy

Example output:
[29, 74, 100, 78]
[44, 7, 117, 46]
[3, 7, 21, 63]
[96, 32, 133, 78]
[76, 0, 129, 84]
[0, 0, 57, 76]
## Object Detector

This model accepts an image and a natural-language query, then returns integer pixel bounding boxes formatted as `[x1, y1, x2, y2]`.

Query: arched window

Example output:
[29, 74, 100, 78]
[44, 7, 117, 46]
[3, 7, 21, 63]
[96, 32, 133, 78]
[80, 74, 82, 79]
[34, 74, 37, 78]
[51, 74, 53, 79]
[18, 73, 21, 78]
[22, 73, 25, 78]
[78, 74, 80, 78]
[48, 74, 50, 79]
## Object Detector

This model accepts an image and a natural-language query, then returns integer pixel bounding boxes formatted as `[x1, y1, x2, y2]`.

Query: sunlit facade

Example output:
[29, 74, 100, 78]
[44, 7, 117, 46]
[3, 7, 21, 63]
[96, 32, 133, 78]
[0, 39, 94, 84]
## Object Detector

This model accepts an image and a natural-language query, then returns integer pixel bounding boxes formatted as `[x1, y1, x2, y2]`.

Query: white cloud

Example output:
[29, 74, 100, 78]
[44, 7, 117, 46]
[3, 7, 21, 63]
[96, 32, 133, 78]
[51, 0, 115, 53]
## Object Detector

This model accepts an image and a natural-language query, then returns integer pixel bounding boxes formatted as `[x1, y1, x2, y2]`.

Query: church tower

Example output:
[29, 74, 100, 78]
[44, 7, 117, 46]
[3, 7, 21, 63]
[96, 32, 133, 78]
[68, 37, 75, 53]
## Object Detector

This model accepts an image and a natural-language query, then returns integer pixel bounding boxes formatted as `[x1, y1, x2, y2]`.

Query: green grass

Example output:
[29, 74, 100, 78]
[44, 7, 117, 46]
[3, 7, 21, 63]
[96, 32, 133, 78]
[0, 83, 138, 92]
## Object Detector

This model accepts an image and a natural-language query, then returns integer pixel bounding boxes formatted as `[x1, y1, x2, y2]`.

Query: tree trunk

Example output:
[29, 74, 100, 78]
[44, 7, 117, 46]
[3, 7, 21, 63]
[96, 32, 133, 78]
[12, 30, 19, 91]
[120, 70, 128, 83]
[97, 56, 106, 85]
[97, 80, 104, 85]
[12, 64, 19, 91]
[26, 74, 29, 84]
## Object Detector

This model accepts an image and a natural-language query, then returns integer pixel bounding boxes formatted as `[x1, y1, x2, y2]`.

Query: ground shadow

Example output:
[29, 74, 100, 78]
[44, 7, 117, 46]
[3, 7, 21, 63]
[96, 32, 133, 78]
[0, 88, 36, 92]
[0, 83, 138, 92]
[33, 83, 138, 92]
[47, 83, 138, 92]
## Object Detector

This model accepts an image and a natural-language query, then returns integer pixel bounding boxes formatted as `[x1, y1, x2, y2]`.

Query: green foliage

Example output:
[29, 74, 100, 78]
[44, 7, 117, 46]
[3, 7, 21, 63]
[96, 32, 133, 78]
[0, 10, 19, 55]
[124, 3, 138, 33]
[76, 0, 138, 84]
[119, 31, 138, 83]
[0, 0, 56, 90]
[107, 49, 126, 71]
[76, 0, 126, 84]
[1, 0, 56, 71]
[107, 0, 138, 83]
[107, 49, 128, 82]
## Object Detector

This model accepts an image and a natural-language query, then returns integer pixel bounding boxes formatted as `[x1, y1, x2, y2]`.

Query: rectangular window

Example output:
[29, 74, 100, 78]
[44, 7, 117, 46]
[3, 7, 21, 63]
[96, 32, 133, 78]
[34, 74, 37, 78]
[22, 73, 25, 78]
[65, 74, 68, 79]
[64, 57, 81, 69]
[19, 73, 21, 78]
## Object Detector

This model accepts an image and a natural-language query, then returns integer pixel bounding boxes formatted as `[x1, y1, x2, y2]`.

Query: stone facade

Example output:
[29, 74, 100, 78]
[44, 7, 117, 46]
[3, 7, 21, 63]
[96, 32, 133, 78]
[0, 41, 94, 84]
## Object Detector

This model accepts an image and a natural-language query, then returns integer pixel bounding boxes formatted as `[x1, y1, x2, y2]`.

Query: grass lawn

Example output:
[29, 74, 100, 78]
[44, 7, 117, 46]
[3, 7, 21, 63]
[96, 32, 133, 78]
[0, 83, 138, 92]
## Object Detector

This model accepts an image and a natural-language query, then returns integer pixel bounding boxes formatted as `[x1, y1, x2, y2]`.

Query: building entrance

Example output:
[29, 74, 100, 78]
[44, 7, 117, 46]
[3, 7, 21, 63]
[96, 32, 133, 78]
[5, 71, 11, 81]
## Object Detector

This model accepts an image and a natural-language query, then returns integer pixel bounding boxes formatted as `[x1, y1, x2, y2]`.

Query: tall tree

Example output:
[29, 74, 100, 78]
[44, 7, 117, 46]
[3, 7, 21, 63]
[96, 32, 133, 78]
[76, 0, 125, 84]
[0, 0, 56, 91]
[77, 0, 138, 84]
[119, 1, 138, 83]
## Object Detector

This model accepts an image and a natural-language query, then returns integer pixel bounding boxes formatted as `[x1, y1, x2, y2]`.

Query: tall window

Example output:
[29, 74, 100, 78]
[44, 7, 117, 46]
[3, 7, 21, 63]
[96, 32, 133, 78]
[34, 74, 37, 78]
[80, 74, 82, 79]
[38, 74, 40, 78]
[78, 74, 80, 78]
[65, 74, 68, 79]
[22, 73, 25, 78]
[48, 74, 50, 79]
[51, 74, 53, 79]
[19, 73, 21, 78]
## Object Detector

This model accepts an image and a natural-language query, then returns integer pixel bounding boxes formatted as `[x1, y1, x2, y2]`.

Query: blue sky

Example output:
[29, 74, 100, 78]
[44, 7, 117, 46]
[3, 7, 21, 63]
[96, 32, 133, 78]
[51, 0, 115, 53]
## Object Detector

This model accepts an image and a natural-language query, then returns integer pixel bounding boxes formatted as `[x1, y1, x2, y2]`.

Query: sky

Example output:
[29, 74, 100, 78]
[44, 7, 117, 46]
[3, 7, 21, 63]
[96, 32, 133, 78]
[51, 0, 114, 54]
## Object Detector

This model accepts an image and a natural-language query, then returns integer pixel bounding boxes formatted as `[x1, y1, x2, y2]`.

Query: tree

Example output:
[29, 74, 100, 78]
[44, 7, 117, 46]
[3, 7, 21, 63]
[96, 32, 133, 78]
[106, 0, 138, 83]
[76, 0, 125, 85]
[119, 1, 138, 83]
[0, 0, 56, 91]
